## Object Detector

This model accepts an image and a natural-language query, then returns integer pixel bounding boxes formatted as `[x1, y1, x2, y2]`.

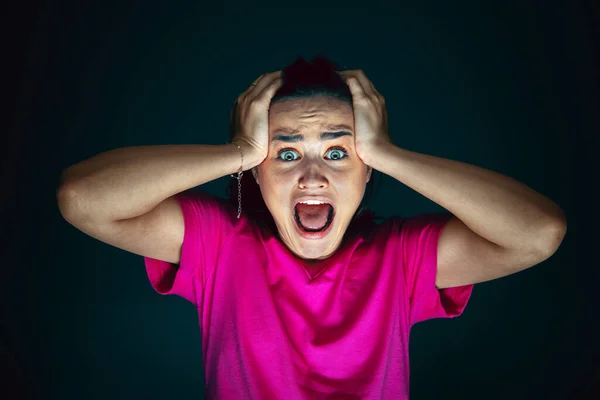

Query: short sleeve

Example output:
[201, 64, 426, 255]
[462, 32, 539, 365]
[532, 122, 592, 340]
[397, 213, 474, 327]
[143, 190, 235, 307]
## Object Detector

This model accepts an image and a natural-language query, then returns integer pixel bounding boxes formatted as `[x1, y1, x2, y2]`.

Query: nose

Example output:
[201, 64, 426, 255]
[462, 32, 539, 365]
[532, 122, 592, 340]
[298, 163, 329, 190]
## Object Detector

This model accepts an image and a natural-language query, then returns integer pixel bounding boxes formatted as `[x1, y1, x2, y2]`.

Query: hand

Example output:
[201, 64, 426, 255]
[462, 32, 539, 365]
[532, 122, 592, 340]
[231, 70, 283, 162]
[337, 70, 392, 162]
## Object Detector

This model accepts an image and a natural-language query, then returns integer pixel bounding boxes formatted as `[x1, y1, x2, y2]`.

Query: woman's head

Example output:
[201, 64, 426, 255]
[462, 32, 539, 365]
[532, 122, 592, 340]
[227, 55, 380, 262]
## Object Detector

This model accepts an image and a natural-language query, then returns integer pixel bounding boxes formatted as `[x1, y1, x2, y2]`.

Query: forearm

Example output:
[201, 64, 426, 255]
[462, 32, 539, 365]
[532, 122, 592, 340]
[364, 143, 566, 254]
[57, 142, 262, 221]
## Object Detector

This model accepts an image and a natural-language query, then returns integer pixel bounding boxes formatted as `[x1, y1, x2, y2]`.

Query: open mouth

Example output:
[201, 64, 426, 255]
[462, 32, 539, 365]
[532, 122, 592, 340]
[294, 204, 335, 233]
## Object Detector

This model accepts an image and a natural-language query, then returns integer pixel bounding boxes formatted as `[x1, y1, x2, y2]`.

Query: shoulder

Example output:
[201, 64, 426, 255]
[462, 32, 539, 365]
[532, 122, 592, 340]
[391, 212, 452, 232]
[179, 190, 235, 212]
[374, 213, 453, 250]
[175, 190, 240, 230]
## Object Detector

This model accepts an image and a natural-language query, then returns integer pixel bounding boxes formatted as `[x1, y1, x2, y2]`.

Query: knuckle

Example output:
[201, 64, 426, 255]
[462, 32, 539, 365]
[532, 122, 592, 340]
[355, 95, 370, 104]
[249, 99, 263, 109]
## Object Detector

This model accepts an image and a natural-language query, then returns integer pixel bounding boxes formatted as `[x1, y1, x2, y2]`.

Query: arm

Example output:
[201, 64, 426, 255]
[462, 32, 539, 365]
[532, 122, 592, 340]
[365, 144, 566, 255]
[364, 143, 567, 288]
[57, 142, 263, 221]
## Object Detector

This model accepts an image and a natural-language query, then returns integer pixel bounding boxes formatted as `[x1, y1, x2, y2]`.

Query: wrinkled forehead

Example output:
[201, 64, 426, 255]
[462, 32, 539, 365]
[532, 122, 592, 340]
[268, 96, 354, 133]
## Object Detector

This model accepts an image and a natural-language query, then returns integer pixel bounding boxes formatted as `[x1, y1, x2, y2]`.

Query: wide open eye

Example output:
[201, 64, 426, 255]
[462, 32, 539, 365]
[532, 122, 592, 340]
[326, 147, 348, 160]
[277, 149, 299, 162]
[276, 146, 349, 162]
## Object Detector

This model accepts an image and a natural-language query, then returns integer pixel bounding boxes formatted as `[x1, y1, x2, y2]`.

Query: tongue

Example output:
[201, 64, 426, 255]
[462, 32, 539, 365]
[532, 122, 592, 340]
[295, 204, 331, 230]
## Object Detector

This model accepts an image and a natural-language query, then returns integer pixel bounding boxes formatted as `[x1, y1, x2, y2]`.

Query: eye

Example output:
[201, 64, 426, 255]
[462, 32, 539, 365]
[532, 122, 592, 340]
[277, 149, 299, 162]
[326, 147, 348, 161]
[276, 146, 349, 162]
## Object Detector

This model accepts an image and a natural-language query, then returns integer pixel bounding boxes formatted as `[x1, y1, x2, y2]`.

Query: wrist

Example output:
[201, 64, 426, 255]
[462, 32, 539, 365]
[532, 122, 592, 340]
[231, 140, 266, 170]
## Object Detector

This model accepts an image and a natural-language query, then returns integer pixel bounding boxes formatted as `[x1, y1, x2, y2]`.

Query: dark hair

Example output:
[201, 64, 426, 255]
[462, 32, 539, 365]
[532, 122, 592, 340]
[225, 55, 383, 230]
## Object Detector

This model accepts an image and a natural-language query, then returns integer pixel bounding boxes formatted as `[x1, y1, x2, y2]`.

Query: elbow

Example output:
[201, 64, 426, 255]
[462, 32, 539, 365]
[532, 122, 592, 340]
[56, 181, 84, 221]
[537, 217, 567, 258]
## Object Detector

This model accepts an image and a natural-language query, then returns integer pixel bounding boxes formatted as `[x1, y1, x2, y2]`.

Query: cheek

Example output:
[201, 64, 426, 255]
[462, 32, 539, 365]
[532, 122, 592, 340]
[259, 171, 290, 197]
[340, 173, 369, 200]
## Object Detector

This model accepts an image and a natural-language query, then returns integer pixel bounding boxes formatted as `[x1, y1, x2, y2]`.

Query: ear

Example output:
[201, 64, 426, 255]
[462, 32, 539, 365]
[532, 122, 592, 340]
[252, 167, 259, 185]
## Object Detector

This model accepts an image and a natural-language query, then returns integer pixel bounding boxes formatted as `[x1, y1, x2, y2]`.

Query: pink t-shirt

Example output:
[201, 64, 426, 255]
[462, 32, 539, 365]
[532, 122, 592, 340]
[144, 190, 473, 399]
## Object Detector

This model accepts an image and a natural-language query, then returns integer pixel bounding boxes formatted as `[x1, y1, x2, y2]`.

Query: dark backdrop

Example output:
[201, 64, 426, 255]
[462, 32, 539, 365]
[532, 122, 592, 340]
[3, 1, 595, 399]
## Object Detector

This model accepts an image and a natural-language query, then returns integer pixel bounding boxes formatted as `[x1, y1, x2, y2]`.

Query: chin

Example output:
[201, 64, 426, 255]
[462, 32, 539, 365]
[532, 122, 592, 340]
[294, 226, 344, 259]
[296, 245, 331, 260]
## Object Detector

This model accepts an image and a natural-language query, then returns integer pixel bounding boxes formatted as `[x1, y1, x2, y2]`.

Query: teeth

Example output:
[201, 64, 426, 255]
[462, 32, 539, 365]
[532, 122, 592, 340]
[299, 200, 327, 205]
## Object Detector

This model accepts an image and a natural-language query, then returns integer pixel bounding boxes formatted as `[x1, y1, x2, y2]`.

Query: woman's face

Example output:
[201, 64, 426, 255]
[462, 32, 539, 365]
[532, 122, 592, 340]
[252, 95, 372, 264]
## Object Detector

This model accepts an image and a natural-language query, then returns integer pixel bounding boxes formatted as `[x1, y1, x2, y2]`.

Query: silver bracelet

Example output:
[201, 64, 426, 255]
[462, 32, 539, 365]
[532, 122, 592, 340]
[229, 142, 243, 219]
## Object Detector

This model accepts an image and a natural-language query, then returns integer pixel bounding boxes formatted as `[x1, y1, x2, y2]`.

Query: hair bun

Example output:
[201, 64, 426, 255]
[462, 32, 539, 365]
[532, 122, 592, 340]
[283, 56, 341, 86]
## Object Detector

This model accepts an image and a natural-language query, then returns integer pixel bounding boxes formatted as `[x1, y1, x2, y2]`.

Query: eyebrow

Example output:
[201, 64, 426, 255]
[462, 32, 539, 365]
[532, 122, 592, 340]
[271, 125, 353, 143]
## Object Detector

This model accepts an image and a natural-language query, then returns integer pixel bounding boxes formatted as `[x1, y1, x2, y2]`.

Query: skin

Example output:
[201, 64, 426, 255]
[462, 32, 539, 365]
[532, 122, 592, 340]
[252, 95, 372, 266]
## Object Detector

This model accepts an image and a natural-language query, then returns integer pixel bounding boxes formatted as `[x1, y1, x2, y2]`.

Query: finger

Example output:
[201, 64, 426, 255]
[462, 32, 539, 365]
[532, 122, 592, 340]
[365, 76, 384, 100]
[341, 74, 370, 101]
[347, 76, 366, 100]
[238, 75, 263, 103]
[338, 70, 376, 99]
[362, 75, 385, 103]
[250, 70, 281, 92]
[344, 70, 386, 104]
[249, 77, 262, 88]
[238, 71, 277, 104]
[246, 71, 283, 104]
[253, 76, 284, 106]
[237, 71, 272, 101]
[370, 85, 385, 103]
[353, 70, 379, 98]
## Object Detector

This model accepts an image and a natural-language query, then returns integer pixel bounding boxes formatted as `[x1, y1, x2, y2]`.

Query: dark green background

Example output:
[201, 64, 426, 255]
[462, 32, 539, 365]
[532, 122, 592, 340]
[3, 1, 594, 399]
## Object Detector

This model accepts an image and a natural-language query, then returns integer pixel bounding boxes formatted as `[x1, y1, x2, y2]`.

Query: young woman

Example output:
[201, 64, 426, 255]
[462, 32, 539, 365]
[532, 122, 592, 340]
[57, 56, 567, 399]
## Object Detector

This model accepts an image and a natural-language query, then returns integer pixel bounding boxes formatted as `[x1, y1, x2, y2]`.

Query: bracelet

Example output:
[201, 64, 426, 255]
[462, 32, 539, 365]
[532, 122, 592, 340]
[228, 141, 243, 219]
[229, 141, 244, 178]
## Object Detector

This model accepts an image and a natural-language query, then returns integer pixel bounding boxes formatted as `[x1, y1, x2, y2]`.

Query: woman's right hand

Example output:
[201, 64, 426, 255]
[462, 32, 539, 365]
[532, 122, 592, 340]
[230, 70, 283, 163]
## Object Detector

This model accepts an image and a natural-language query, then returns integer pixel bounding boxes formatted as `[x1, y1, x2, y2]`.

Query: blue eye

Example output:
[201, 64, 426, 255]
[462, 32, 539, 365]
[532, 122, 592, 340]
[278, 149, 299, 162]
[276, 147, 349, 162]
[327, 147, 348, 160]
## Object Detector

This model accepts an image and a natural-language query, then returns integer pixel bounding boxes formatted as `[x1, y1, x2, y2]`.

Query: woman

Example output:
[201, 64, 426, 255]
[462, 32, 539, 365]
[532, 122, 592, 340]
[58, 56, 567, 399]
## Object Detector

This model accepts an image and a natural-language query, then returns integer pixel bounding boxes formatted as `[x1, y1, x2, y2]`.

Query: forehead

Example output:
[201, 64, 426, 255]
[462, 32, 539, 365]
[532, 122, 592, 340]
[268, 96, 353, 130]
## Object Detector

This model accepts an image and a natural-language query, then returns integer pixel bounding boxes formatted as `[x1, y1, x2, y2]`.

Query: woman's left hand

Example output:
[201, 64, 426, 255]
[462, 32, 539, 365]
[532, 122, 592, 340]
[337, 70, 392, 163]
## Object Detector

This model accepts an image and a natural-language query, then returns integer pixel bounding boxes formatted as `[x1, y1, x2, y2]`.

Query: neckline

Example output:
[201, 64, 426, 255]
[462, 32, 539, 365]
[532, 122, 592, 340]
[253, 209, 377, 280]
[297, 228, 359, 280]
[299, 250, 340, 280]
